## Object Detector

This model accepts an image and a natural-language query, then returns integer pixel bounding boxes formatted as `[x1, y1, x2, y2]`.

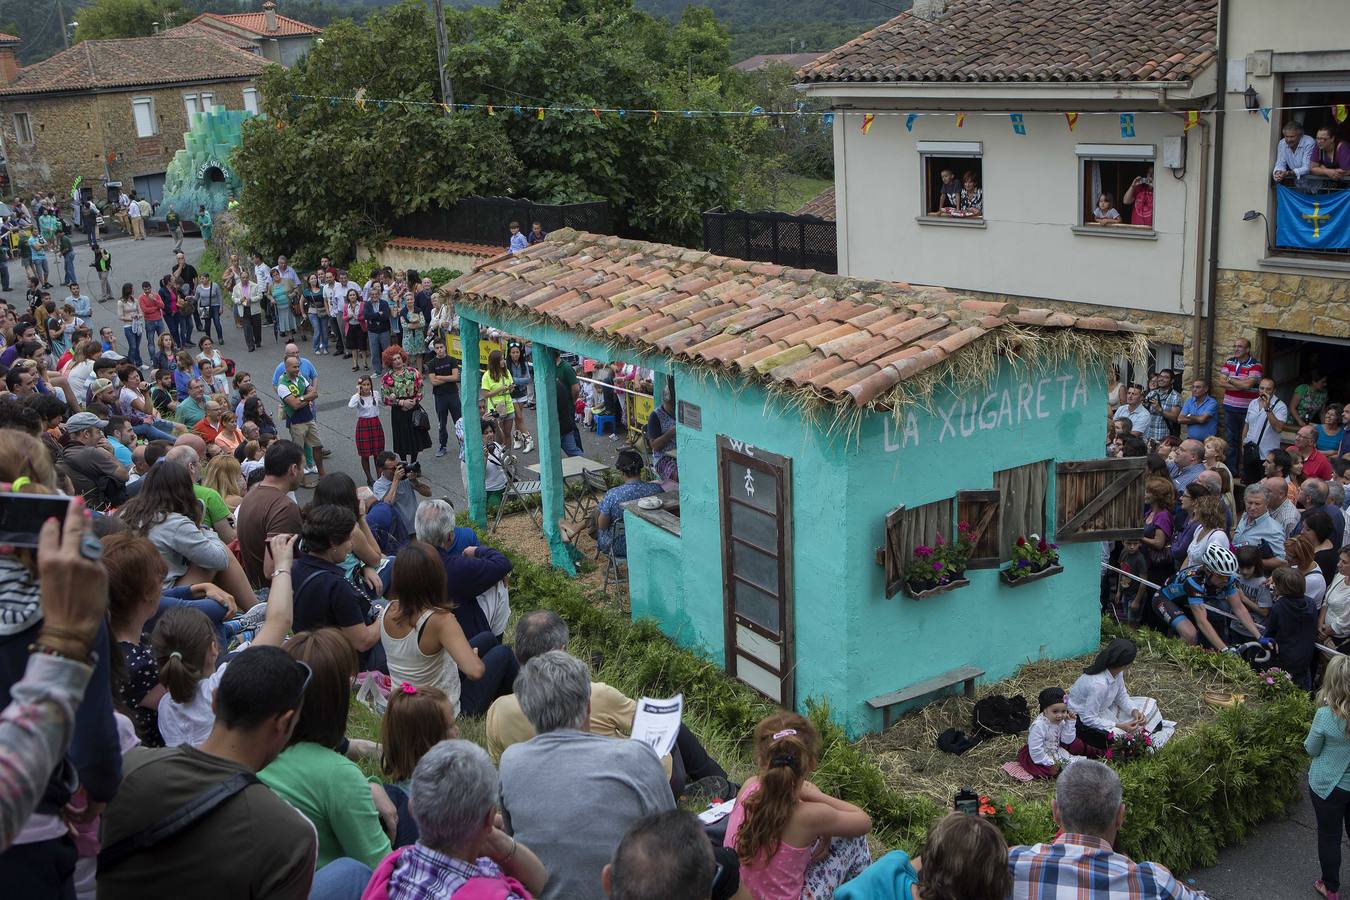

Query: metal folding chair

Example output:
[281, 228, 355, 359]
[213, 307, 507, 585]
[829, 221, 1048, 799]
[601, 516, 627, 592]
[492, 454, 541, 533]
[571, 468, 608, 523]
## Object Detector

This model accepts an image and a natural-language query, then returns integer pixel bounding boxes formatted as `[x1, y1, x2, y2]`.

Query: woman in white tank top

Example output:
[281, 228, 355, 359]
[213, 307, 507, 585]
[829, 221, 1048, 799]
[379, 541, 485, 717]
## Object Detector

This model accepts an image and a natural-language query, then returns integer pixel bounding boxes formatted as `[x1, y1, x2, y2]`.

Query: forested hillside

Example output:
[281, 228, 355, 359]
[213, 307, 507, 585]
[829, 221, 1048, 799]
[638, 0, 896, 58]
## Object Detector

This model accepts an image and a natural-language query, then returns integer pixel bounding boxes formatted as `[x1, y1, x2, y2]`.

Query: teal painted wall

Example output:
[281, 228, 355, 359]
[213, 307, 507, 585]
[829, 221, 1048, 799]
[456, 308, 1106, 738]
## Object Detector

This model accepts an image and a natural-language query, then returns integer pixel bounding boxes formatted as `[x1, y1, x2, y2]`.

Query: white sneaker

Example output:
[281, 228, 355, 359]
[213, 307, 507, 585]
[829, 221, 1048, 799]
[523, 435, 535, 453]
[304, 465, 318, 475]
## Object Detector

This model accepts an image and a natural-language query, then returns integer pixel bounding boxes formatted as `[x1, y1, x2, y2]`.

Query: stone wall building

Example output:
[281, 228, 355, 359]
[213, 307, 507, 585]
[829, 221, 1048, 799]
[0, 34, 264, 203]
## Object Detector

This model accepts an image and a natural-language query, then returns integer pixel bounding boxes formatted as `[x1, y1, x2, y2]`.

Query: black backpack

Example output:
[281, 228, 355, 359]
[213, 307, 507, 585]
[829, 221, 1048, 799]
[971, 694, 1031, 739]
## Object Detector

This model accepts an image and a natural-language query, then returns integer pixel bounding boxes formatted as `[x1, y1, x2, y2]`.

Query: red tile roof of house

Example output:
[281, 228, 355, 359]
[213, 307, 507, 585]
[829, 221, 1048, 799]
[798, 0, 1217, 85]
[794, 187, 835, 221]
[448, 229, 1143, 409]
[0, 32, 19, 43]
[387, 237, 503, 259]
[0, 35, 264, 95]
[196, 11, 323, 37]
[161, 21, 262, 51]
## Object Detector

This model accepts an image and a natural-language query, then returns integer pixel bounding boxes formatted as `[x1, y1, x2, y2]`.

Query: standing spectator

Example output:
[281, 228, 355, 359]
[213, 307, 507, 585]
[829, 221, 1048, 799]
[1122, 166, 1155, 227]
[500, 651, 673, 900]
[235, 439, 304, 589]
[1240, 378, 1287, 485]
[1297, 479, 1346, 549]
[1307, 654, 1350, 900]
[397, 291, 425, 363]
[426, 339, 461, 459]
[1219, 338, 1263, 472]
[363, 289, 394, 375]
[165, 206, 183, 253]
[58, 230, 76, 288]
[349, 374, 386, 485]
[509, 221, 529, 254]
[1321, 548, 1350, 654]
[1266, 475, 1303, 538]
[233, 268, 265, 352]
[95, 644, 319, 899]
[1273, 120, 1317, 186]
[1233, 484, 1285, 562]
[646, 387, 679, 483]
[92, 245, 113, 304]
[1292, 370, 1330, 429]
[1113, 384, 1151, 437]
[1169, 439, 1206, 493]
[1297, 426, 1338, 483]
[138, 279, 165, 344]
[482, 348, 518, 452]
[303, 273, 329, 355]
[381, 345, 431, 464]
[1179, 378, 1218, 441]
[343, 288, 369, 372]
[126, 193, 145, 240]
[196, 204, 212, 242]
[195, 272, 224, 344]
[27, 231, 49, 287]
[724, 711, 871, 899]
[1007, 760, 1207, 899]
[322, 270, 349, 358]
[270, 269, 298, 342]
[277, 354, 325, 488]
[506, 343, 535, 451]
[1265, 565, 1318, 689]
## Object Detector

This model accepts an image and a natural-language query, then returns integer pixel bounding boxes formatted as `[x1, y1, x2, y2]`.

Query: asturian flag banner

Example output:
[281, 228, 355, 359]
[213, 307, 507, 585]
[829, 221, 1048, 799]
[1275, 185, 1350, 250]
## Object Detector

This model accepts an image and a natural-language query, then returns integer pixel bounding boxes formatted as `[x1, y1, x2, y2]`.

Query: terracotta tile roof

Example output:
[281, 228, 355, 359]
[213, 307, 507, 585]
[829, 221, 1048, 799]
[387, 237, 503, 259]
[0, 36, 264, 95]
[794, 187, 835, 221]
[0, 32, 19, 44]
[798, 0, 1217, 85]
[448, 229, 1144, 409]
[161, 21, 261, 51]
[197, 11, 323, 37]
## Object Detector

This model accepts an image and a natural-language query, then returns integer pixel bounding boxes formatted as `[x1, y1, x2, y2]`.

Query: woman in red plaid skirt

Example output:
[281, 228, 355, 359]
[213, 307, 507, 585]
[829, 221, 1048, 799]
[348, 374, 385, 484]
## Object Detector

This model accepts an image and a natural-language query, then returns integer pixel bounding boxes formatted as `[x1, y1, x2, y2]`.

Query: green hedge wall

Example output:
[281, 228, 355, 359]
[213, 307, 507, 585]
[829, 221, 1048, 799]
[491, 533, 1314, 870]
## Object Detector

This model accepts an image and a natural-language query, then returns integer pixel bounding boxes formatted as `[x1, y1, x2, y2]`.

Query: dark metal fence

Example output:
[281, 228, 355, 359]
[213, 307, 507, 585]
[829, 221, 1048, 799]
[392, 197, 611, 246]
[702, 208, 838, 274]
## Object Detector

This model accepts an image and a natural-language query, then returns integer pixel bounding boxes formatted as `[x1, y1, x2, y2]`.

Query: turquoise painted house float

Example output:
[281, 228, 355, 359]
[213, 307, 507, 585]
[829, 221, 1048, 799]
[447, 230, 1150, 738]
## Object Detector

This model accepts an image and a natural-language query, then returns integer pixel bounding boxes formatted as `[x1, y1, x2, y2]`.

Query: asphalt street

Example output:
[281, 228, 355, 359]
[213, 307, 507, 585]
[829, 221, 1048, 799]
[66, 232, 1324, 898]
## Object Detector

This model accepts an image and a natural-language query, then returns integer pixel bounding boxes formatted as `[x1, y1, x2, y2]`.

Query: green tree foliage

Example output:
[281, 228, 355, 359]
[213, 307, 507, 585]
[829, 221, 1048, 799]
[232, 1, 519, 263]
[73, 0, 188, 40]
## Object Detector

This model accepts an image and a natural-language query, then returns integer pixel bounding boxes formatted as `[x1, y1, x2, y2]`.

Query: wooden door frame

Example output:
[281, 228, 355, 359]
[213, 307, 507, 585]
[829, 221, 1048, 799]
[717, 436, 794, 708]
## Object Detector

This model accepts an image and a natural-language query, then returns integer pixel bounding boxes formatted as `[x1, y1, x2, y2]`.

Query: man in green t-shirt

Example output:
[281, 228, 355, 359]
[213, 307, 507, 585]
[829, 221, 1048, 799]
[175, 378, 209, 429]
[553, 350, 584, 457]
[165, 444, 236, 543]
[165, 207, 183, 253]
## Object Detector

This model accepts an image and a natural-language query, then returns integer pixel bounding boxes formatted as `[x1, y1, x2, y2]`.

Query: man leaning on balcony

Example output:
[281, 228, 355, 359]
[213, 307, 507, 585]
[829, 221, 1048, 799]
[1273, 121, 1317, 189]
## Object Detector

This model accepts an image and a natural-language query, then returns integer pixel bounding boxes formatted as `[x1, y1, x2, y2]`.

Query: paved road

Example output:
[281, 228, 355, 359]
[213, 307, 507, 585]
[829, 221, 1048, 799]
[70, 232, 629, 510]
[71, 234, 1323, 896]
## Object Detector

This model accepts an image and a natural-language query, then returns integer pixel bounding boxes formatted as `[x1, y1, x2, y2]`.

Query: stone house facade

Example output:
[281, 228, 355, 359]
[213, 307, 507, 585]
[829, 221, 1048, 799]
[0, 34, 264, 201]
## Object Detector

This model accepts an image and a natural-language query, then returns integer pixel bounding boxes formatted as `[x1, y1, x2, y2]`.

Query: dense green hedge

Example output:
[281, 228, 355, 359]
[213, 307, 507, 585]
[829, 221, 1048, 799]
[489, 532, 1314, 869]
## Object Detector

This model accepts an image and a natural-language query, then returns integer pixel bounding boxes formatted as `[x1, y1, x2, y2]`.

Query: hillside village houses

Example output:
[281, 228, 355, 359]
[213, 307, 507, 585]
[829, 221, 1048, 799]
[799, 0, 1350, 397]
[0, 1, 320, 201]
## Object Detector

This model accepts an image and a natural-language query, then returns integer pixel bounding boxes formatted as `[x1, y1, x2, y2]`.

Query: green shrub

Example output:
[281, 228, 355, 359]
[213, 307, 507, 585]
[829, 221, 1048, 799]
[195, 245, 224, 282]
[347, 256, 381, 286]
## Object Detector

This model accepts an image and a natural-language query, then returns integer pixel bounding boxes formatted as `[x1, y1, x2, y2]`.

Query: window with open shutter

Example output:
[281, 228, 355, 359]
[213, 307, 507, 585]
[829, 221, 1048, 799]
[1055, 457, 1147, 542]
[883, 499, 952, 598]
[956, 490, 1000, 568]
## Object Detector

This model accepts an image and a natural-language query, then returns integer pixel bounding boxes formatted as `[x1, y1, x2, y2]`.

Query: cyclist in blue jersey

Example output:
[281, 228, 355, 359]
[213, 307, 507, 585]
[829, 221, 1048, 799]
[1150, 544, 1262, 652]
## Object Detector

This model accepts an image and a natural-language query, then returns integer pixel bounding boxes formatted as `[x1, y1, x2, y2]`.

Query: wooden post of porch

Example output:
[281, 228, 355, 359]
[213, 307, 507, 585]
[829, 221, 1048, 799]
[460, 317, 487, 526]
[532, 344, 577, 576]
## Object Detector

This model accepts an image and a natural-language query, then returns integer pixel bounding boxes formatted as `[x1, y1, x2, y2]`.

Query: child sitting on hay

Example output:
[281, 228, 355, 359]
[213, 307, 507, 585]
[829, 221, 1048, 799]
[1017, 687, 1095, 779]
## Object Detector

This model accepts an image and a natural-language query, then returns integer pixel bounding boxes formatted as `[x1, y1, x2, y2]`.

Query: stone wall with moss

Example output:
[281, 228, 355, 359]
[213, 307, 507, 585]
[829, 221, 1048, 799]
[1213, 268, 1350, 357]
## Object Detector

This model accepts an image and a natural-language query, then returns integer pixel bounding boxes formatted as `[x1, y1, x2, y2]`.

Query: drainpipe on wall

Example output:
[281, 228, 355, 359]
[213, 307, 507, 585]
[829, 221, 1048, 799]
[1203, 0, 1230, 386]
[1155, 89, 1210, 384]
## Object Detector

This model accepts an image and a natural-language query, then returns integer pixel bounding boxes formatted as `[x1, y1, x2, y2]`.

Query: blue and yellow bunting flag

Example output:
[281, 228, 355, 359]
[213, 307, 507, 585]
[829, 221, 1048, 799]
[1260, 107, 1271, 122]
[822, 112, 835, 127]
[536, 107, 545, 120]
[860, 113, 875, 134]
[905, 113, 918, 132]
[354, 88, 367, 111]
[1010, 113, 1026, 135]
[1120, 113, 1136, 138]
[1335, 104, 1349, 124]
[487, 105, 495, 116]
[1184, 110, 1199, 131]
[650, 110, 659, 125]
[955, 112, 966, 128]
[1065, 112, 1079, 131]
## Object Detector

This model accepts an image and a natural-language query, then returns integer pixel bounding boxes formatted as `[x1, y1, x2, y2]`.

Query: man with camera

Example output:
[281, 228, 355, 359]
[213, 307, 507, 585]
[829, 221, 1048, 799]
[371, 450, 431, 535]
[1142, 370, 1181, 445]
[1239, 378, 1288, 486]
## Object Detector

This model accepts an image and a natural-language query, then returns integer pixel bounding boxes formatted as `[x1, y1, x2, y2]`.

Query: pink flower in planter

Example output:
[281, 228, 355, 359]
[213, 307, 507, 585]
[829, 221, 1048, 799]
[1037, 539, 1048, 551]
[932, 561, 944, 572]
[1266, 677, 1275, 685]
[915, 545, 933, 558]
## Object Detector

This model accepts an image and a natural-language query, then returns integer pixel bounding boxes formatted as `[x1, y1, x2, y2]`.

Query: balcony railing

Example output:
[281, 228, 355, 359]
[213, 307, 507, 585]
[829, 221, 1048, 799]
[1272, 180, 1350, 257]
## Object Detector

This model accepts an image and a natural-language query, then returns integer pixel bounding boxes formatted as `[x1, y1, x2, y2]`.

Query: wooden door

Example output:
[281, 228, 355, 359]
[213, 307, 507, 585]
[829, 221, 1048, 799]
[718, 436, 794, 707]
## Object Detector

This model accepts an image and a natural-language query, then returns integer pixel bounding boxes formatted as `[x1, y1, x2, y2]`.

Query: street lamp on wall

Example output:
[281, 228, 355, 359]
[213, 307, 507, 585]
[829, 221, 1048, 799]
[1244, 85, 1260, 113]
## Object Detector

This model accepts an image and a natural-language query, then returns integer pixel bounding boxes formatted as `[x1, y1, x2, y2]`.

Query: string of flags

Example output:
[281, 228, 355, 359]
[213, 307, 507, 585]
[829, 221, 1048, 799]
[288, 93, 1349, 137]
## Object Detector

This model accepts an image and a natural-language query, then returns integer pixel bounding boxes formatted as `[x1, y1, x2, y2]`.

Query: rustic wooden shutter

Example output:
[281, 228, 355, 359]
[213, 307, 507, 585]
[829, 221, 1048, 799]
[883, 499, 953, 597]
[1055, 457, 1147, 543]
[956, 490, 1001, 568]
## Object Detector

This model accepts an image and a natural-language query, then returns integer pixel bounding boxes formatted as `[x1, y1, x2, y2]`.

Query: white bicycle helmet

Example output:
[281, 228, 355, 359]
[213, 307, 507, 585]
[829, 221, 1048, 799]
[1201, 544, 1239, 577]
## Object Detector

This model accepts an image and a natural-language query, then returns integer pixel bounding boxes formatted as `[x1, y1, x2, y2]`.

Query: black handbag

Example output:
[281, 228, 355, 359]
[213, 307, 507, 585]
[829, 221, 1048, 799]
[409, 405, 430, 433]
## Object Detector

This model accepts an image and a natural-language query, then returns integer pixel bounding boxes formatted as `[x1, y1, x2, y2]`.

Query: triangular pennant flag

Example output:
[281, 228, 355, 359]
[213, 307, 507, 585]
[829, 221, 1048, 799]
[1184, 110, 1200, 131]
[683, 109, 693, 118]
[329, 98, 338, 108]
[1010, 113, 1026, 135]
[1120, 113, 1136, 138]
[442, 103, 452, 115]
[905, 113, 918, 132]
[536, 107, 545, 120]
[955, 112, 966, 128]
[619, 109, 627, 119]
[860, 113, 875, 134]
[1260, 107, 1271, 122]
[354, 88, 367, 111]
[822, 112, 835, 127]
[376, 101, 386, 112]
[487, 105, 495, 116]
[591, 108, 601, 120]
[512, 105, 522, 117]
[650, 110, 659, 125]
[1335, 104, 1349, 124]
[1065, 112, 1079, 131]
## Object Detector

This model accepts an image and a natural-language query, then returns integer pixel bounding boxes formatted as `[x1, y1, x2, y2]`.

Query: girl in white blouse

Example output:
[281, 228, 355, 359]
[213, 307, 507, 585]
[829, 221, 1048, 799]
[1018, 687, 1091, 779]
[1067, 638, 1163, 755]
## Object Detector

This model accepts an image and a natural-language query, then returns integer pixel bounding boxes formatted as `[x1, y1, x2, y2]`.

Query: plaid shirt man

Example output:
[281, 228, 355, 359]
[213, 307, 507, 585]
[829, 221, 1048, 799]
[385, 844, 527, 900]
[1144, 387, 1180, 443]
[1009, 833, 1208, 899]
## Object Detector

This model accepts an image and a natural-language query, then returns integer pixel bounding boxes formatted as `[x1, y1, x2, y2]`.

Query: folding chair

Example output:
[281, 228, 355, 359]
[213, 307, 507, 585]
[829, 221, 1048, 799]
[492, 454, 541, 533]
[601, 516, 627, 592]
[571, 468, 608, 523]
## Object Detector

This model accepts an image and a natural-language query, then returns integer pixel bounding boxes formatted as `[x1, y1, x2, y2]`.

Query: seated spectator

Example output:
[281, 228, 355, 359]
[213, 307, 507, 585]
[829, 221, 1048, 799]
[371, 740, 548, 900]
[313, 472, 389, 592]
[1306, 509, 1339, 584]
[1273, 120, 1316, 186]
[561, 448, 662, 556]
[258, 628, 394, 872]
[203, 453, 244, 511]
[723, 712, 870, 899]
[163, 444, 236, 544]
[379, 683, 459, 848]
[486, 611, 726, 795]
[149, 535, 295, 747]
[837, 811, 1011, 900]
[372, 451, 431, 534]
[61, 410, 129, 508]
[1232, 483, 1285, 566]
[174, 378, 208, 429]
[103, 534, 172, 746]
[1265, 474, 1301, 537]
[116, 461, 257, 610]
[380, 540, 517, 717]
[291, 504, 385, 673]
[1298, 426, 1337, 483]
[96, 646, 319, 899]
[1298, 478, 1346, 549]
[415, 498, 512, 640]
[1091, 192, 1120, 225]
[604, 809, 748, 900]
[192, 398, 229, 445]
[499, 651, 674, 900]
[236, 439, 304, 589]
[1009, 760, 1208, 899]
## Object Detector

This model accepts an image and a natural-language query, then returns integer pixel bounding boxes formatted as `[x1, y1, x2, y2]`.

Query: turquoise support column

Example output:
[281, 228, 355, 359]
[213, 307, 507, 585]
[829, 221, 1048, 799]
[460, 318, 487, 526]
[532, 345, 577, 575]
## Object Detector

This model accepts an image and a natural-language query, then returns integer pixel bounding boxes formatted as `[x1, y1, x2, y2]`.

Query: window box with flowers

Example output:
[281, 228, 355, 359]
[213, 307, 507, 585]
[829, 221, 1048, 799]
[902, 523, 976, 599]
[1000, 534, 1063, 586]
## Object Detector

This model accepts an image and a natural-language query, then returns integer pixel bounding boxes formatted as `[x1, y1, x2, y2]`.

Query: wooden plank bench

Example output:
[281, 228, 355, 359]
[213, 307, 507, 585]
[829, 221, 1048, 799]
[867, 665, 985, 731]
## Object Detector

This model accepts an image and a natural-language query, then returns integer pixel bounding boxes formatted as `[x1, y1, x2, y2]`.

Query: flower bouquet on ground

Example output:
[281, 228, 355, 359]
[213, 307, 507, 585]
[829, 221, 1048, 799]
[1105, 728, 1153, 763]
[978, 795, 1015, 830]
[1002, 533, 1061, 583]
[1255, 666, 1298, 700]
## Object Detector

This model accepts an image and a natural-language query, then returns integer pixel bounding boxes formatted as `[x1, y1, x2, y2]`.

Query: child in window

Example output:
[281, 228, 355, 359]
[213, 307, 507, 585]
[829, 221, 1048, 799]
[1018, 687, 1092, 779]
[938, 168, 960, 213]
[1093, 192, 1121, 225]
